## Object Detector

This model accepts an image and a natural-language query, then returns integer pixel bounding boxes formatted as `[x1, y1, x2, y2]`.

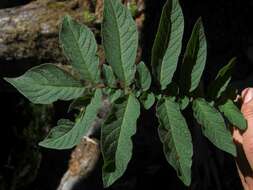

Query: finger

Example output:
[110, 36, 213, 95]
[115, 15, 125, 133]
[245, 176, 253, 190]
[241, 88, 253, 170]
[236, 162, 249, 190]
[233, 128, 243, 144]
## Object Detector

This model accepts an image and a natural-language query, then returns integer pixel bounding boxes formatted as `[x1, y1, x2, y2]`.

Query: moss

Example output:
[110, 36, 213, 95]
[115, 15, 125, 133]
[129, 2, 138, 17]
[83, 10, 96, 23]
[47, 1, 69, 9]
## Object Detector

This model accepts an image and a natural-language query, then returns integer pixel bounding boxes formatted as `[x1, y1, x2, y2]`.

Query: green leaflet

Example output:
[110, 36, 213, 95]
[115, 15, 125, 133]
[207, 57, 236, 99]
[39, 89, 103, 149]
[60, 15, 100, 83]
[180, 18, 207, 93]
[156, 97, 193, 186]
[101, 94, 140, 187]
[102, 0, 138, 86]
[151, 0, 184, 90]
[102, 64, 117, 88]
[4, 64, 85, 104]
[136, 61, 152, 91]
[219, 99, 247, 130]
[178, 96, 190, 110]
[39, 119, 74, 147]
[107, 89, 123, 103]
[192, 98, 236, 156]
[139, 92, 155, 110]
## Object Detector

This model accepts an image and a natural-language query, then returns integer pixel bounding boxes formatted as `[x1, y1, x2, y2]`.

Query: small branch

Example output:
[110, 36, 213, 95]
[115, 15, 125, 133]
[57, 137, 100, 190]
[57, 96, 112, 190]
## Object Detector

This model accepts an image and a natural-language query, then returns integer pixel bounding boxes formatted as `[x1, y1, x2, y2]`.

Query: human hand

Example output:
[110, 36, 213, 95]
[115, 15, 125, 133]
[233, 88, 253, 190]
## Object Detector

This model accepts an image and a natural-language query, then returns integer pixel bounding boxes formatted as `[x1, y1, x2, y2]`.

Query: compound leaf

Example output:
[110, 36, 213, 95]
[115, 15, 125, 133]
[151, 0, 184, 90]
[39, 89, 103, 149]
[219, 99, 247, 130]
[192, 98, 236, 156]
[156, 97, 193, 186]
[101, 94, 140, 187]
[4, 64, 85, 104]
[60, 15, 100, 83]
[102, 0, 138, 86]
[207, 57, 236, 99]
[136, 61, 151, 91]
[180, 18, 207, 93]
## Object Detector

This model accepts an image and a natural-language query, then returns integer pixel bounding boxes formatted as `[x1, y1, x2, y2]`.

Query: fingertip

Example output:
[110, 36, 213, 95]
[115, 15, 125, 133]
[242, 88, 253, 104]
[242, 88, 250, 96]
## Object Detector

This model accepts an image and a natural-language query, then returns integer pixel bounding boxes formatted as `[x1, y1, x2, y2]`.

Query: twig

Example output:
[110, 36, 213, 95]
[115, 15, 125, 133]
[56, 96, 112, 190]
[57, 137, 100, 190]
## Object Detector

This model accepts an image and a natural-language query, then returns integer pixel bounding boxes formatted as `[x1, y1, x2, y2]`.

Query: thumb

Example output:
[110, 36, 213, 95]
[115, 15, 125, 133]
[241, 88, 253, 170]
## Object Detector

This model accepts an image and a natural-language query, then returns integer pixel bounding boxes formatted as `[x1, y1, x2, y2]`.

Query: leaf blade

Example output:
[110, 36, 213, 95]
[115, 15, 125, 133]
[178, 96, 190, 110]
[102, 64, 117, 88]
[4, 64, 85, 104]
[208, 57, 236, 99]
[101, 94, 140, 187]
[219, 99, 247, 130]
[156, 97, 193, 186]
[39, 89, 103, 149]
[136, 61, 151, 91]
[139, 92, 155, 110]
[60, 15, 100, 83]
[102, 0, 138, 86]
[180, 18, 207, 93]
[192, 98, 236, 156]
[151, 0, 184, 90]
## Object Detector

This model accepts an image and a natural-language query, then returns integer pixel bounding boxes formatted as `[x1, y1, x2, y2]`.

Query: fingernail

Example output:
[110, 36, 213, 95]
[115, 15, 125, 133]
[243, 88, 253, 104]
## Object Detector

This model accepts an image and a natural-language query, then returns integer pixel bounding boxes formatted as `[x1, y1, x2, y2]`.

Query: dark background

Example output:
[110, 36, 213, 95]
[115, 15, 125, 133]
[1, 0, 253, 189]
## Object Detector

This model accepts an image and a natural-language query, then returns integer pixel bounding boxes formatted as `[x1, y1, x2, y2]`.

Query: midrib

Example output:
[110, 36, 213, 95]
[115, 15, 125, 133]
[159, 2, 172, 83]
[108, 0, 127, 83]
[164, 100, 182, 164]
[68, 20, 93, 81]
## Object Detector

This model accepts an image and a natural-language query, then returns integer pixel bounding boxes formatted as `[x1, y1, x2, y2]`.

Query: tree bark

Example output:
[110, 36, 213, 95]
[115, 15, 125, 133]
[0, 0, 144, 63]
[57, 137, 100, 190]
[0, 0, 95, 63]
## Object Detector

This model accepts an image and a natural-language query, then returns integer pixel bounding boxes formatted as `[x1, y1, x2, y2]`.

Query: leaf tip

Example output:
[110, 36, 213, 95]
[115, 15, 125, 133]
[229, 57, 237, 67]
[3, 77, 14, 83]
[38, 140, 47, 148]
[62, 14, 72, 22]
[3, 77, 19, 88]
[102, 173, 115, 188]
[183, 177, 191, 186]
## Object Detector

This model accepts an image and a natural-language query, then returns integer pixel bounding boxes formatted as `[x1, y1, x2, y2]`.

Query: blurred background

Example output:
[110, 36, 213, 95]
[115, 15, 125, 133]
[1, 0, 253, 189]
